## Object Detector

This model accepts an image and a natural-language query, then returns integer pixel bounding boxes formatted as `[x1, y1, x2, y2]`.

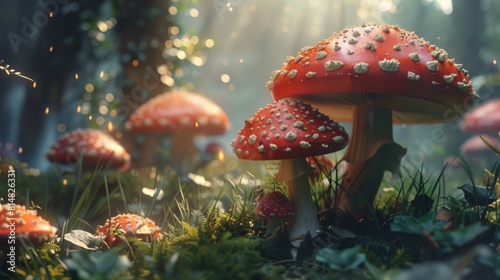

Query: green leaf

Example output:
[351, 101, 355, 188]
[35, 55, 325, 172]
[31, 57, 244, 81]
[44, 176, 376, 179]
[316, 245, 366, 271]
[64, 250, 131, 280]
[390, 212, 446, 235]
[433, 223, 489, 248]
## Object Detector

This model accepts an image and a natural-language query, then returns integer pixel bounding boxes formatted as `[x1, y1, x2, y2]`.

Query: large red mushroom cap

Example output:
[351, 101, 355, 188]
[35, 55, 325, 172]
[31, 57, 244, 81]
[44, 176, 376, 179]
[256, 191, 295, 219]
[231, 99, 349, 160]
[95, 213, 163, 248]
[461, 99, 500, 134]
[124, 91, 231, 135]
[46, 128, 131, 170]
[0, 204, 57, 246]
[268, 23, 478, 123]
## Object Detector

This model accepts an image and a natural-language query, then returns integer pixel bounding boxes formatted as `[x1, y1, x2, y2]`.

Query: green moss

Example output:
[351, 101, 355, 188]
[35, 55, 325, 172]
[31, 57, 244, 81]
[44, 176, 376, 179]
[159, 223, 275, 280]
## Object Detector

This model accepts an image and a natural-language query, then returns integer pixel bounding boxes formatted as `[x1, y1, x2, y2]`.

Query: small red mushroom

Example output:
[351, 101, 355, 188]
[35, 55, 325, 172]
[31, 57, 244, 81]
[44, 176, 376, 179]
[461, 99, 500, 134]
[95, 213, 163, 248]
[125, 91, 230, 174]
[46, 128, 130, 171]
[232, 99, 348, 255]
[256, 191, 295, 236]
[267, 23, 478, 218]
[0, 204, 57, 246]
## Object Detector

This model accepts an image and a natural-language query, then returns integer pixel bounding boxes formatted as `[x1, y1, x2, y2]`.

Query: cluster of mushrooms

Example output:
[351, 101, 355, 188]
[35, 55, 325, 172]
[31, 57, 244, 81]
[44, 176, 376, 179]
[231, 23, 478, 251]
[45, 91, 231, 174]
[0, 203, 162, 249]
[32, 23, 479, 257]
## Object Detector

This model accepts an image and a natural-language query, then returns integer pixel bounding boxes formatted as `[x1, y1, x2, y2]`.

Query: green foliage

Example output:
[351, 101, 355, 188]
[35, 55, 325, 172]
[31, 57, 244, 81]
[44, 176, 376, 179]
[315, 245, 366, 272]
[390, 212, 447, 235]
[160, 223, 275, 280]
[64, 250, 132, 280]
[433, 223, 490, 250]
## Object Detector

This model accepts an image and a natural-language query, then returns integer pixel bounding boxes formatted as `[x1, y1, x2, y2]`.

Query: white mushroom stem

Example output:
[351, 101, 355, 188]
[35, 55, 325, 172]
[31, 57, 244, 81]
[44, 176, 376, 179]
[275, 158, 320, 256]
[338, 104, 406, 218]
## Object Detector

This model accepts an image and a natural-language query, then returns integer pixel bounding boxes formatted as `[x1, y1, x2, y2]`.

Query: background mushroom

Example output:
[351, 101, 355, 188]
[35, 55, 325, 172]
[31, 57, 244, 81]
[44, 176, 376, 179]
[0, 204, 57, 246]
[460, 134, 500, 167]
[461, 99, 500, 135]
[267, 23, 478, 218]
[95, 213, 163, 248]
[46, 128, 131, 172]
[125, 91, 230, 176]
[231, 99, 348, 254]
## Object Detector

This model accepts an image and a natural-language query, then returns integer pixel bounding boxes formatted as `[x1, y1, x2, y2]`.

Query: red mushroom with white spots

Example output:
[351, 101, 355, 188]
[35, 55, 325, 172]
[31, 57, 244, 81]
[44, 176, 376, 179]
[95, 213, 163, 248]
[267, 23, 478, 218]
[460, 134, 500, 166]
[256, 191, 295, 236]
[232, 99, 348, 254]
[125, 91, 230, 175]
[46, 128, 131, 171]
[0, 204, 57, 246]
[461, 99, 500, 134]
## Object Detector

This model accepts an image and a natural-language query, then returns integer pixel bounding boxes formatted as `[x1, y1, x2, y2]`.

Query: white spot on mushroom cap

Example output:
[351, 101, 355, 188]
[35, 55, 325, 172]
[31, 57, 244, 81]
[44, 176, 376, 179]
[393, 44, 402, 51]
[316, 51, 327, 60]
[285, 132, 297, 141]
[300, 141, 311, 148]
[354, 62, 369, 74]
[457, 81, 472, 92]
[324, 60, 344, 71]
[443, 74, 456, 84]
[426, 60, 439, 72]
[270, 144, 278, 151]
[348, 38, 358, 44]
[409, 52, 420, 62]
[407, 71, 420, 81]
[288, 70, 298, 78]
[306, 71, 317, 78]
[293, 121, 304, 128]
[364, 41, 377, 51]
[248, 134, 257, 144]
[258, 145, 264, 152]
[373, 34, 384, 42]
[379, 59, 400, 72]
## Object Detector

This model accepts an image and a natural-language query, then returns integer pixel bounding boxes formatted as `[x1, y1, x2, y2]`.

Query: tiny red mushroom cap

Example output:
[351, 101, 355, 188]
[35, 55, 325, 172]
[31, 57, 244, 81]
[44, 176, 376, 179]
[0, 204, 57, 246]
[461, 99, 500, 133]
[95, 214, 163, 247]
[231, 99, 349, 160]
[46, 128, 131, 170]
[124, 91, 231, 135]
[256, 191, 295, 218]
[268, 23, 478, 123]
